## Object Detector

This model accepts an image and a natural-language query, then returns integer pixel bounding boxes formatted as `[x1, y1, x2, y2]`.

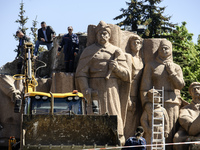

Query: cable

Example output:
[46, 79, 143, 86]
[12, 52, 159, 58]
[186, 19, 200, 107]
[34, 58, 47, 77]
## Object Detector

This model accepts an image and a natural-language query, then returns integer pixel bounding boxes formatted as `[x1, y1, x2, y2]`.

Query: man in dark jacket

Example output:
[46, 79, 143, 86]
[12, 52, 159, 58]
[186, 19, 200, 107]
[16, 30, 30, 74]
[123, 126, 146, 150]
[57, 26, 79, 72]
[34, 21, 56, 56]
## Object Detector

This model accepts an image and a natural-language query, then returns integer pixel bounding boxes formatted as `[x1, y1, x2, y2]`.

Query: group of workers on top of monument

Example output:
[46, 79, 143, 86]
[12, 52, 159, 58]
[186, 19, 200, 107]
[16, 21, 79, 73]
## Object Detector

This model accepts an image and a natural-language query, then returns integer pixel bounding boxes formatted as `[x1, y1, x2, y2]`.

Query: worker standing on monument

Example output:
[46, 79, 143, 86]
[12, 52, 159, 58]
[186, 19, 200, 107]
[57, 26, 79, 72]
[15, 30, 30, 74]
[34, 21, 56, 56]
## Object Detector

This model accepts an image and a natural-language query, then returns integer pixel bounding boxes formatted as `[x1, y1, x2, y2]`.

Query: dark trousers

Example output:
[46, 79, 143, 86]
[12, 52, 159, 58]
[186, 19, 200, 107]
[64, 49, 75, 72]
[17, 58, 23, 74]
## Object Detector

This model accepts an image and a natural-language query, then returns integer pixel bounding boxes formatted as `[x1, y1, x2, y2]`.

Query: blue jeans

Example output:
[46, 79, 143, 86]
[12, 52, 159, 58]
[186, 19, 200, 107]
[34, 40, 53, 56]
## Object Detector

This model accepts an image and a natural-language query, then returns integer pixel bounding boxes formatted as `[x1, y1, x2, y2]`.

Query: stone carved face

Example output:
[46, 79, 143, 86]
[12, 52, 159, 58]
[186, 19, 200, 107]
[96, 29, 110, 45]
[158, 43, 172, 59]
[130, 38, 142, 53]
[147, 90, 161, 103]
[191, 85, 200, 100]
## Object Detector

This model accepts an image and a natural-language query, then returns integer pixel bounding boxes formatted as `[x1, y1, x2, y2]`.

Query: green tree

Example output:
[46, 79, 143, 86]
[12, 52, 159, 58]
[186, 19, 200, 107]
[15, 1, 29, 35]
[164, 22, 200, 101]
[113, 0, 144, 31]
[142, 0, 175, 38]
[30, 16, 38, 43]
[114, 0, 175, 38]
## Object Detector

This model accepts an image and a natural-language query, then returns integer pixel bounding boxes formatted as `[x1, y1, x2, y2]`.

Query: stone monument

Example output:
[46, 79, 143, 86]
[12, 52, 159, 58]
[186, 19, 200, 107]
[124, 35, 144, 139]
[140, 39, 185, 149]
[141, 89, 169, 150]
[174, 82, 200, 150]
[75, 21, 131, 145]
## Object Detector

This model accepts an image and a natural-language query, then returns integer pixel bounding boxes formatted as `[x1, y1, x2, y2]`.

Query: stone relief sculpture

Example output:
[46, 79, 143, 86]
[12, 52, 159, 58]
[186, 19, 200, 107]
[140, 39, 185, 149]
[174, 82, 200, 150]
[141, 89, 169, 150]
[3, 20, 200, 149]
[124, 35, 144, 139]
[0, 75, 22, 147]
[75, 21, 131, 144]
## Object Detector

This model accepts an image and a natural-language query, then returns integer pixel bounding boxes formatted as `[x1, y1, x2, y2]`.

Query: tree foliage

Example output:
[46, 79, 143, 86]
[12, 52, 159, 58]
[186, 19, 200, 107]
[142, 0, 175, 38]
[113, 0, 144, 31]
[114, 0, 175, 38]
[15, 2, 29, 35]
[164, 22, 200, 101]
[30, 16, 38, 43]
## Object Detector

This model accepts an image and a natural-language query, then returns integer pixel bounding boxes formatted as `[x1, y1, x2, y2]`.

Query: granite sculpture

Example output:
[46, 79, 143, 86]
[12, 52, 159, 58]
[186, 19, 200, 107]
[124, 35, 144, 138]
[0, 21, 195, 149]
[174, 82, 200, 150]
[140, 39, 185, 149]
[75, 21, 131, 145]
[141, 89, 169, 150]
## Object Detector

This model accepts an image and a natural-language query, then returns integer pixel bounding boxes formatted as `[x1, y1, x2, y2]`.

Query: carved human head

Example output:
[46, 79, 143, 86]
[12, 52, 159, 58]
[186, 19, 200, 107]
[95, 21, 111, 45]
[147, 89, 161, 103]
[129, 35, 143, 53]
[158, 40, 172, 59]
[189, 82, 200, 100]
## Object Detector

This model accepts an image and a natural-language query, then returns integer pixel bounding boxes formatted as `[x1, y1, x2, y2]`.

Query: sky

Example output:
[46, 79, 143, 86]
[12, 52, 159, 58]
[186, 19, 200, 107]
[0, 0, 199, 67]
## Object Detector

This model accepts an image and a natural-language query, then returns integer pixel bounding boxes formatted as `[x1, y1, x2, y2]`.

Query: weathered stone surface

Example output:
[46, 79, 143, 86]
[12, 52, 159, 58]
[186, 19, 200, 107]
[174, 82, 200, 150]
[0, 75, 22, 147]
[0, 59, 19, 75]
[140, 39, 185, 150]
[0, 21, 194, 149]
[76, 21, 131, 145]
[124, 35, 144, 139]
[36, 77, 52, 93]
[50, 72, 74, 93]
[141, 89, 169, 150]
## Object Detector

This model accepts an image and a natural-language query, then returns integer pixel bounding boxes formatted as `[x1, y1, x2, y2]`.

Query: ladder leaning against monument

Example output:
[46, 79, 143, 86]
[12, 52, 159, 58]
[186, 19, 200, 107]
[151, 86, 165, 150]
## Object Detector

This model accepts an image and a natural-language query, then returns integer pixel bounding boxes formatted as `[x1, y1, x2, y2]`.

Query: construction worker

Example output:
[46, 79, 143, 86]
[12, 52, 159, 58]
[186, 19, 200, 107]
[57, 26, 79, 72]
[123, 126, 146, 150]
[34, 21, 56, 56]
[15, 30, 30, 74]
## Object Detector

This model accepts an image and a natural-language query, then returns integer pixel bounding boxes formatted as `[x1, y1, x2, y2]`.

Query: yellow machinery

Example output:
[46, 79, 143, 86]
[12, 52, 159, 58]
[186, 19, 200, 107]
[9, 42, 119, 150]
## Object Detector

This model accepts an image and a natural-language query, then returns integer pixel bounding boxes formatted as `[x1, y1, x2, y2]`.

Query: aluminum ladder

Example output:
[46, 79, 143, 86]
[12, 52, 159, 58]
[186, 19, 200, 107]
[151, 86, 165, 150]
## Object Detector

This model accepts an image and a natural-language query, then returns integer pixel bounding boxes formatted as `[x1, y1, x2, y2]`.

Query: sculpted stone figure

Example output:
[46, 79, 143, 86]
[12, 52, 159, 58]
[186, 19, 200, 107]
[141, 89, 169, 150]
[174, 82, 200, 150]
[75, 21, 131, 144]
[0, 75, 22, 147]
[140, 39, 185, 148]
[124, 35, 144, 139]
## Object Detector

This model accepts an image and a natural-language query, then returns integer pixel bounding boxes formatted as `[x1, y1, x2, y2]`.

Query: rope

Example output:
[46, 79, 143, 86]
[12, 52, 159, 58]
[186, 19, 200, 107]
[83, 141, 200, 150]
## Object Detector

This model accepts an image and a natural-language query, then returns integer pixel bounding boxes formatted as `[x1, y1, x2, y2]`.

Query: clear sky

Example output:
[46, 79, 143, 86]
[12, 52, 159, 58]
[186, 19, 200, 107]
[0, 0, 199, 67]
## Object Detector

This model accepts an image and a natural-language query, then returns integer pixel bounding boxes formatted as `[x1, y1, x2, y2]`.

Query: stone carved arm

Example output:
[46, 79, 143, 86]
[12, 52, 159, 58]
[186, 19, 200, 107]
[163, 108, 170, 137]
[109, 60, 130, 82]
[179, 108, 195, 133]
[140, 64, 153, 107]
[166, 63, 185, 90]
[188, 115, 200, 136]
[140, 110, 151, 136]
[0, 75, 21, 103]
[76, 77, 92, 104]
